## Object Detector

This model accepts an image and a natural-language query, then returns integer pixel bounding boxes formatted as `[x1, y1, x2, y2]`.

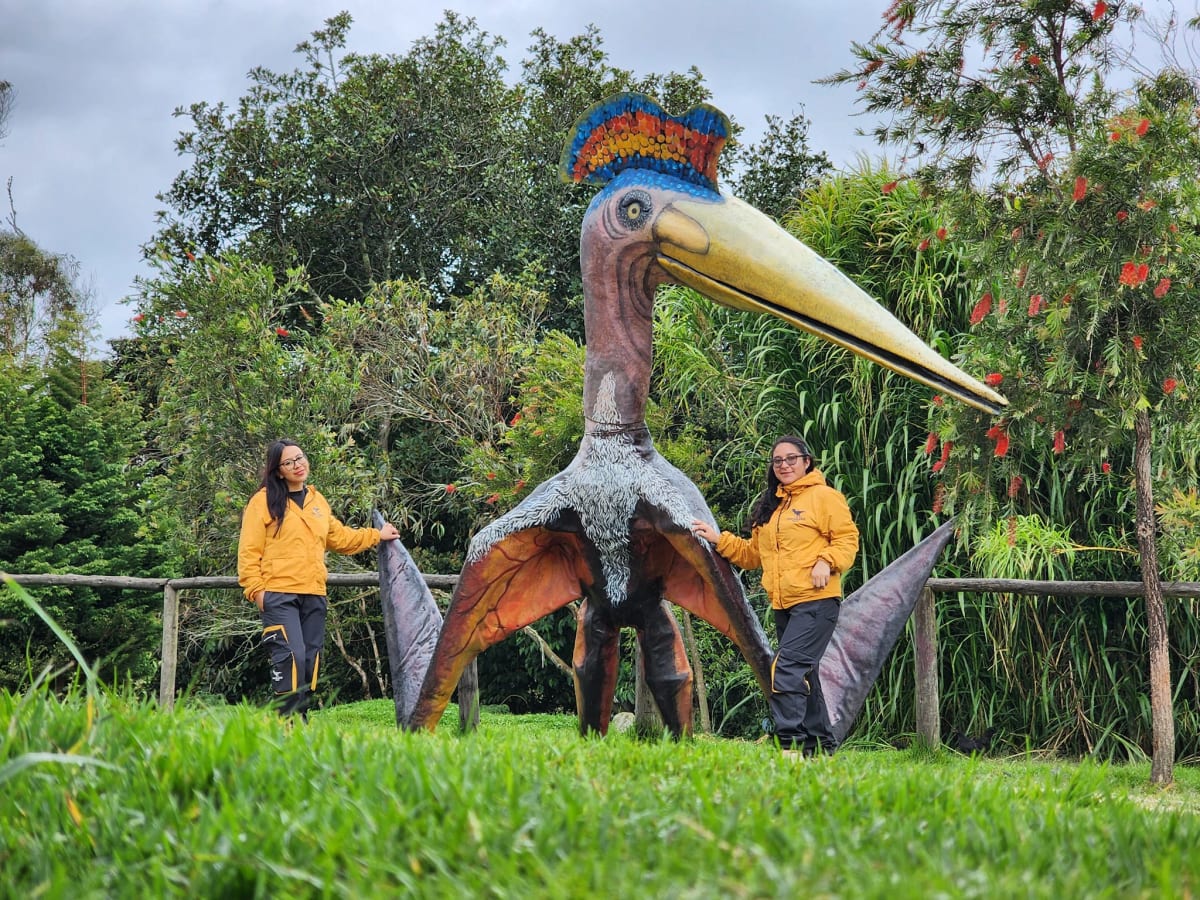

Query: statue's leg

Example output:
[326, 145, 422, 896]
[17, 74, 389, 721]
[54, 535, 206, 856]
[572, 598, 620, 735]
[637, 599, 694, 738]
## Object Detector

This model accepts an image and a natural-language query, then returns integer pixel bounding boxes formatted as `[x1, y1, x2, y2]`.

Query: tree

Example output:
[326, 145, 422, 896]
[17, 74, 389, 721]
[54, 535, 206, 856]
[823, 0, 1124, 186]
[0, 356, 176, 691]
[0, 79, 13, 143]
[156, 12, 524, 305]
[0, 230, 88, 362]
[831, 0, 1200, 783]
[932, 84, 1200, 783]
[153, 13, 720, 342]
[728, 112, 832, 221]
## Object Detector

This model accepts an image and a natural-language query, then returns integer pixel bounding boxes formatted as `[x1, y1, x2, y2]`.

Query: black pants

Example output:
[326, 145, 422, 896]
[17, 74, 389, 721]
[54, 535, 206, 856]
[261, 592, 326, 710]
[771, 598, 840, 754]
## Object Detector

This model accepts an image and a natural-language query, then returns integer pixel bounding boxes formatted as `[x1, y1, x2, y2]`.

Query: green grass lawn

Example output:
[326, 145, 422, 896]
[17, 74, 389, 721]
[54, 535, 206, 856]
[3, 690, 1198, 899]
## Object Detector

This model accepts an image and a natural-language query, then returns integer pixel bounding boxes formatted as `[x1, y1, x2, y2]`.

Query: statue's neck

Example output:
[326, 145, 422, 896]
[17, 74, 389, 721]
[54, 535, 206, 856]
[580, 248, 662, 429]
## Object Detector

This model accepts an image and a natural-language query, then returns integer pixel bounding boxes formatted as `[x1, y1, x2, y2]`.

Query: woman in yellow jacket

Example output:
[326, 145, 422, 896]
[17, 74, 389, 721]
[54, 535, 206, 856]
[692, 436, 858, 755]
[238, 439, 400, 716]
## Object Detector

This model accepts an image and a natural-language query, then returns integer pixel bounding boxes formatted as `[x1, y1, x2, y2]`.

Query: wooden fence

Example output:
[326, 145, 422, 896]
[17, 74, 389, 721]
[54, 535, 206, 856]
[7, 572, 1200, 746]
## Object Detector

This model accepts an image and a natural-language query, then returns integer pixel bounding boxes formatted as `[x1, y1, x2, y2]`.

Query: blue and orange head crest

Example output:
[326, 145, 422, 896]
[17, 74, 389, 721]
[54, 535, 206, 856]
[561, 92, 730, 192]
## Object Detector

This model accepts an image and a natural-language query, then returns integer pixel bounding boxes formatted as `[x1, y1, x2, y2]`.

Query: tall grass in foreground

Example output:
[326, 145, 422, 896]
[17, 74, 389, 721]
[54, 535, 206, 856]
[3, 688, 1198, 899]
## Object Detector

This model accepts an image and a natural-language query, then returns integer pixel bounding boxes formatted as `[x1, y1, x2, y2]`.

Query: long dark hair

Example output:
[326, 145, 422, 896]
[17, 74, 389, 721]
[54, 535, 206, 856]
[748, 435, 812, 528]
[259, 439, 300, 535]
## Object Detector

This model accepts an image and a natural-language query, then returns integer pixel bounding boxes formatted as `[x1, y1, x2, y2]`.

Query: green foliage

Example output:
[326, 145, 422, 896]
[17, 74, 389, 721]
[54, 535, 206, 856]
[728, 111, 832, 220]
[932, 91, 1200, 563]
[0, 230, 85, 362]
[1157, 486, 1200, 581]
[4, 687, 1200, 897]
[158, 12, 522, 304]
[823, 0, 1123, 187]
[0, 361, 175, 691]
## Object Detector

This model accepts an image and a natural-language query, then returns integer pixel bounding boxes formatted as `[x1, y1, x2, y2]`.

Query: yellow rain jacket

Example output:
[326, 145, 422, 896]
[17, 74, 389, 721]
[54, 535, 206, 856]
[237, 485, 381, 602]
[716, 469, 859, 610]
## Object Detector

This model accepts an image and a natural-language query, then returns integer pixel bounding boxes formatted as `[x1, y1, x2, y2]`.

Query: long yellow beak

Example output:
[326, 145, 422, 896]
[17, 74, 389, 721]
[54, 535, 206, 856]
[653, 194, 1006, 415]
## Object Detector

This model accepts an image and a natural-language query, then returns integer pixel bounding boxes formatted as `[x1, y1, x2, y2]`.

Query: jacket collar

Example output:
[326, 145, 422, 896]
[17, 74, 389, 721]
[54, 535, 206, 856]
[775, 469, 826, 500]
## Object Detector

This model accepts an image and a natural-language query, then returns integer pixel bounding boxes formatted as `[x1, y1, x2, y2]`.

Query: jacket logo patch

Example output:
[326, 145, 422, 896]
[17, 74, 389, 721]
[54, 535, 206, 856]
[312, 507, 323, 517]
[791, 508, 805, 521]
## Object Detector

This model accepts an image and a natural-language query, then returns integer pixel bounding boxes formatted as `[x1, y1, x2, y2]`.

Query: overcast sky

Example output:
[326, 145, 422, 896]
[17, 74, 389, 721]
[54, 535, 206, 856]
[2, 0, 893, 352]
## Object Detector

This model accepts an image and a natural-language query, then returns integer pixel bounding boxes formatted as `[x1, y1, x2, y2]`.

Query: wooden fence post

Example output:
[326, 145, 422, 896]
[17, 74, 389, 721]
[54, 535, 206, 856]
[913, 584, 940, 748]
[457, 659, 480, 732]
[158, 582, 179, 710]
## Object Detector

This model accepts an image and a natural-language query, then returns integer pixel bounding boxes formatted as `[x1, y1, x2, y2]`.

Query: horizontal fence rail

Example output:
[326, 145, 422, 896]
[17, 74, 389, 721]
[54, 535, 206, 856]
[6, 572, 1200, 745]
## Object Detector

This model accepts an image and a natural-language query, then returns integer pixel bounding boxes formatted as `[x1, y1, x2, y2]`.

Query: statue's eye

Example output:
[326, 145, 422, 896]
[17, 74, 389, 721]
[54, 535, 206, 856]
[618, 190, 652, 229]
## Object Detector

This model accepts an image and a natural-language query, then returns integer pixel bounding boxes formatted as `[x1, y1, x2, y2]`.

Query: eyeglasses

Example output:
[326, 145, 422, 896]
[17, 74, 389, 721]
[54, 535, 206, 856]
[279, 454, 307, 470]
[771, 453, 806, 468]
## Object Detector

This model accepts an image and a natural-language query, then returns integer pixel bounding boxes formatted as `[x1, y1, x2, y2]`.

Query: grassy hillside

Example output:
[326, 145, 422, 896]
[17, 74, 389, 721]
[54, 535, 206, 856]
[3, 690, 1198, 898]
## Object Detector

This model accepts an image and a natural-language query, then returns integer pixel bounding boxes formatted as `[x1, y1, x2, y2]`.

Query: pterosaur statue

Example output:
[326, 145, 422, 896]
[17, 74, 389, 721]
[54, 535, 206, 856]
[395, 94, 1005, 737]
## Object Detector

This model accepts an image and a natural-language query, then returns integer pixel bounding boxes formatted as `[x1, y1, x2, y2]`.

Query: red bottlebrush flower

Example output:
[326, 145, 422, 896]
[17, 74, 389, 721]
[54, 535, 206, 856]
[275, 327, 289, 337]
[932, 483, 946, 514]
[1092, 0, 1108, 21]
[1110, 131, 1121, 142]
[969, 292, 993, 325]
[940, 440, 953, 462]
[1136, 118, 1150, 136]
[1053, 430, 1066, 454]
[485, 493, 500, 505]
[998, 296, 1009, 316]
[932, 460, 946, 473]
[936, 227, 948, 240]
[1027, 54, 1042, 66]
[1169, 223, 1179, 233]
[174, 310, 188, 318]
[1028, 294, 1043, 316]
[985, 424, 1002, 440]
[924, 432, 939, 455]
[994, 432, 1010, 457]
[1163, 378, 1178, 395]
[132, 313, 145, 322]
[1008, 516, 1018, 546]
[1154, 277, 1171, 298]
[1036, 152, 1054, 170]
[509, 412, 522, 426]
[932, 394, 944, 406]
[865, 59, 883, 74]
[985, 372, 1004, 387]
[1073, 176, 1088, 202]
[444, 483, 457, 493]
[1138, 198, 1157, 211]
[1132, 335, 1144, 352]
[1010, 227, 1023, 241]
[486, 471, 496, 480]
[185, 250, 196, 262]
[1015, 265, 1028, 288]
[515, 479, 527, 490]
[1118, 262, 1144, 286]
[1007, 475, 1023, 498]
[1101, 462, 1112, 474]
[1115, 210, 1128, 222]
[918, 238, 931, 251]
[882, 180, 898, 194]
